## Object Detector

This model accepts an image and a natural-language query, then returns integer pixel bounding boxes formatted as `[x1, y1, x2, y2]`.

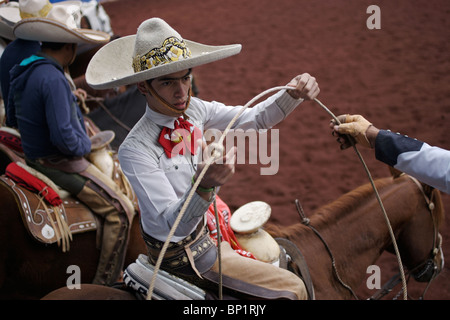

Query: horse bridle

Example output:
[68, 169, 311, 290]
[295, 174, 444, 300]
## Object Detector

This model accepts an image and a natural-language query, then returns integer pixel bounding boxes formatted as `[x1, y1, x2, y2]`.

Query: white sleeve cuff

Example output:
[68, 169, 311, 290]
[275, 90, 304, 116]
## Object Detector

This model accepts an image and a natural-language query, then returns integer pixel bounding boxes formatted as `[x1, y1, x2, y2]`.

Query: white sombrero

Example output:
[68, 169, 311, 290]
[230, 201, 272, 234]
[85, 17, 242, 90]
[0, 3, 20, 40]
[13, 1, 109, 44]
[230, 201, 280, 263]
[0, 0, 82, 40]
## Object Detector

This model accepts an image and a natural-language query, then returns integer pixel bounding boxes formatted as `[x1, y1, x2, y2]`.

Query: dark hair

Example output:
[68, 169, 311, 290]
[41, 42, 67, 50]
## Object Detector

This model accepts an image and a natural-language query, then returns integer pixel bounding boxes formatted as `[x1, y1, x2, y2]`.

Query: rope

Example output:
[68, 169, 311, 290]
[145, 85, 408, 300]
[146, 86, 292, 300]
[313, 98, 408, 300]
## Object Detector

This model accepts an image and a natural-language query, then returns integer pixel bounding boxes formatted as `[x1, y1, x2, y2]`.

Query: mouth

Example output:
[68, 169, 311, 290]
[173, 101, 187, 109]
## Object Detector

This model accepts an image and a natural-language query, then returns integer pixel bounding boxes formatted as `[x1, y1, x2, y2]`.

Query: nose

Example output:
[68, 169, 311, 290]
[174, 80, 189, 99]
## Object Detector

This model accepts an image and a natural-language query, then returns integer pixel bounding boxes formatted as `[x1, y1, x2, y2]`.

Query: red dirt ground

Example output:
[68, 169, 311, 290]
[102, 0, 450, 299]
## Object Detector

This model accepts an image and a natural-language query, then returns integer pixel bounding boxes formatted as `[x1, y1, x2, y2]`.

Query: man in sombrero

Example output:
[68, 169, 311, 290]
[87, 18, 320, 299]
[8, 3, 136, 286]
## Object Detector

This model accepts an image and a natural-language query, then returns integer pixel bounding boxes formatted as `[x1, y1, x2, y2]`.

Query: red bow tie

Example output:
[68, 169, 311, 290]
[158, 117, 202, 158]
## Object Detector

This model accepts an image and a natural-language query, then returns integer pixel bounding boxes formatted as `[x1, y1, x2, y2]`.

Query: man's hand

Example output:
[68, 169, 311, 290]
[331, 114, 378, 149]
[195, 141, 236, 190]
[72, 88, 88, 101]
[286, 73, 320, 100]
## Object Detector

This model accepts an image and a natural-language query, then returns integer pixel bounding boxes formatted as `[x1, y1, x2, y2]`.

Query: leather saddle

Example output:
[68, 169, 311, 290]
[0, 174, 98, 251]
[0, 127, 130, 252]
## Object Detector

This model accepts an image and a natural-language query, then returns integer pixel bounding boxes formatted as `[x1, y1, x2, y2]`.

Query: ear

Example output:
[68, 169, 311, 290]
[136, 81, 148, 95]
[65, 43, 77, 52]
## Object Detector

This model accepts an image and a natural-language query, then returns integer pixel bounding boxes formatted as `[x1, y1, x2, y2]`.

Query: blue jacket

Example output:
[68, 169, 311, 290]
[8, 53, 91, 160]
[376, 130, 450, 194]
[0, 39, 40, 111]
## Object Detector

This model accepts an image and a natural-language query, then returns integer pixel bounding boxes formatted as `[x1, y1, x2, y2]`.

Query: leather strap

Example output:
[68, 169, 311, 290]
[275, 238, 315, 300]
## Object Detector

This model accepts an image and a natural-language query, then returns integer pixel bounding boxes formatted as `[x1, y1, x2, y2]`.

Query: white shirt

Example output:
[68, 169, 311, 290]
[118, 90, 302, 242]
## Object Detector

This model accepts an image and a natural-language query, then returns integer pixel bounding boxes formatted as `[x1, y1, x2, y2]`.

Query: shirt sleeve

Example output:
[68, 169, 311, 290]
[201, 90, 303, 131]
[118, 145, 211, 242]
[375, 130, 450, 193]
[43, 73, 91, 157]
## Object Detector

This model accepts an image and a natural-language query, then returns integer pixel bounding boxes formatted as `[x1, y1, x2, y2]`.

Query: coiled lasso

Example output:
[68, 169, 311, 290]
[146, 86, 407, 300]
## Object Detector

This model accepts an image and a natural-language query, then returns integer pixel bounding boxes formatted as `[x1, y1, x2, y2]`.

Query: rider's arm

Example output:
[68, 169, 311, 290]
[375, 130, 450, 194]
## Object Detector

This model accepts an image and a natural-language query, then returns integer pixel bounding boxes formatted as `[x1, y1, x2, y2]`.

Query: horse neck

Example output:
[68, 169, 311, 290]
[275, 176, 430, 296]
[314, 177, 423, 258]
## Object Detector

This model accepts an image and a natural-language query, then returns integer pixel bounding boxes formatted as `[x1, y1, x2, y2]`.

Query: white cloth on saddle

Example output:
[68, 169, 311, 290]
[123, 254, 205, 300]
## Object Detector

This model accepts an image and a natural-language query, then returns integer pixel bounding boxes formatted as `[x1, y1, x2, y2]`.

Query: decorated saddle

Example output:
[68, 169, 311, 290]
[1, 162, 98, 252]
[0, 125, 136, 252]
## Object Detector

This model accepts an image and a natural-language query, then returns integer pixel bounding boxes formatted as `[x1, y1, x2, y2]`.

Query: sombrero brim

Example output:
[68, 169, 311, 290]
[86, 35, 242, 90]
[13, 17, 110, 44]
[0, 7, 21, 40]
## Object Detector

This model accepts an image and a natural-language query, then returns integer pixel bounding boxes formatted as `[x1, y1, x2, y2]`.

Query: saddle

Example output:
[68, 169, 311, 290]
[0, 127, 134, 252]
[0, 172, 98, 252]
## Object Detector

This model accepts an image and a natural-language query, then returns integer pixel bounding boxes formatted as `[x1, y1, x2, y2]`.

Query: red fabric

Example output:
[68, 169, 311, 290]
[158, 117, 202, 158]
[207, 196, 257, 260]
[0, 130, 23, 153]
[5, 162, 62, 206]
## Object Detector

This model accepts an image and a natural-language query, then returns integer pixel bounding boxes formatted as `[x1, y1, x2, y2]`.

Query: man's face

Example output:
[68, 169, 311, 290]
[141, 69, 192, 116]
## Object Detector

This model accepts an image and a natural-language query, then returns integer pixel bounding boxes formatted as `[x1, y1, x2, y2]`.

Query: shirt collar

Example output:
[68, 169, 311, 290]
[144, 105, 178, 129]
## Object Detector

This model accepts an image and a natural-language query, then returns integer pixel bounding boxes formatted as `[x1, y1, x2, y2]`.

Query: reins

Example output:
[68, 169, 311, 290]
[295, 199, 359, 299]
[145, 85, 408, 300]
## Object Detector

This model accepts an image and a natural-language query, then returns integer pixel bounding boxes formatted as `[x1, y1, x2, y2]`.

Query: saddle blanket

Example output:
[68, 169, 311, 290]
[123, 254, 206, 300]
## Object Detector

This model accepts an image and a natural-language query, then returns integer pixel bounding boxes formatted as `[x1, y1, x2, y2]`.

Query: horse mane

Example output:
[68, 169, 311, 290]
[265, 177, 395, 239]
[314, 173, 445, 229]
[266, 172, 445, 240]
[390, 166, 445, 227]
[311, 177, 395, 225]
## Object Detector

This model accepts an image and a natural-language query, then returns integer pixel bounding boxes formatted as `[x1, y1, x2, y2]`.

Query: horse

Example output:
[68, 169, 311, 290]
[0, 124, 148, 300]
[41, 171, 445, 300]
[264, 172, 444, 299]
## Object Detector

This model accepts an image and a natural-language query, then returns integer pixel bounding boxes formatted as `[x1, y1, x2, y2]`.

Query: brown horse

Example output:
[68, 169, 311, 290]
[265, 173, 444, 299]
[0, 180, 146, 300]
[41, 172, 445, 300]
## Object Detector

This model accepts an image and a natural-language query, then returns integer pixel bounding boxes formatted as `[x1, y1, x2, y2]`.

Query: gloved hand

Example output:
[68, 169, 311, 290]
[331, 114, 373, 149]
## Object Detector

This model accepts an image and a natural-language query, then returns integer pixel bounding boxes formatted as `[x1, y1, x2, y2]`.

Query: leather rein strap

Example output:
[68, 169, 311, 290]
[295, 199, 359, 299]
